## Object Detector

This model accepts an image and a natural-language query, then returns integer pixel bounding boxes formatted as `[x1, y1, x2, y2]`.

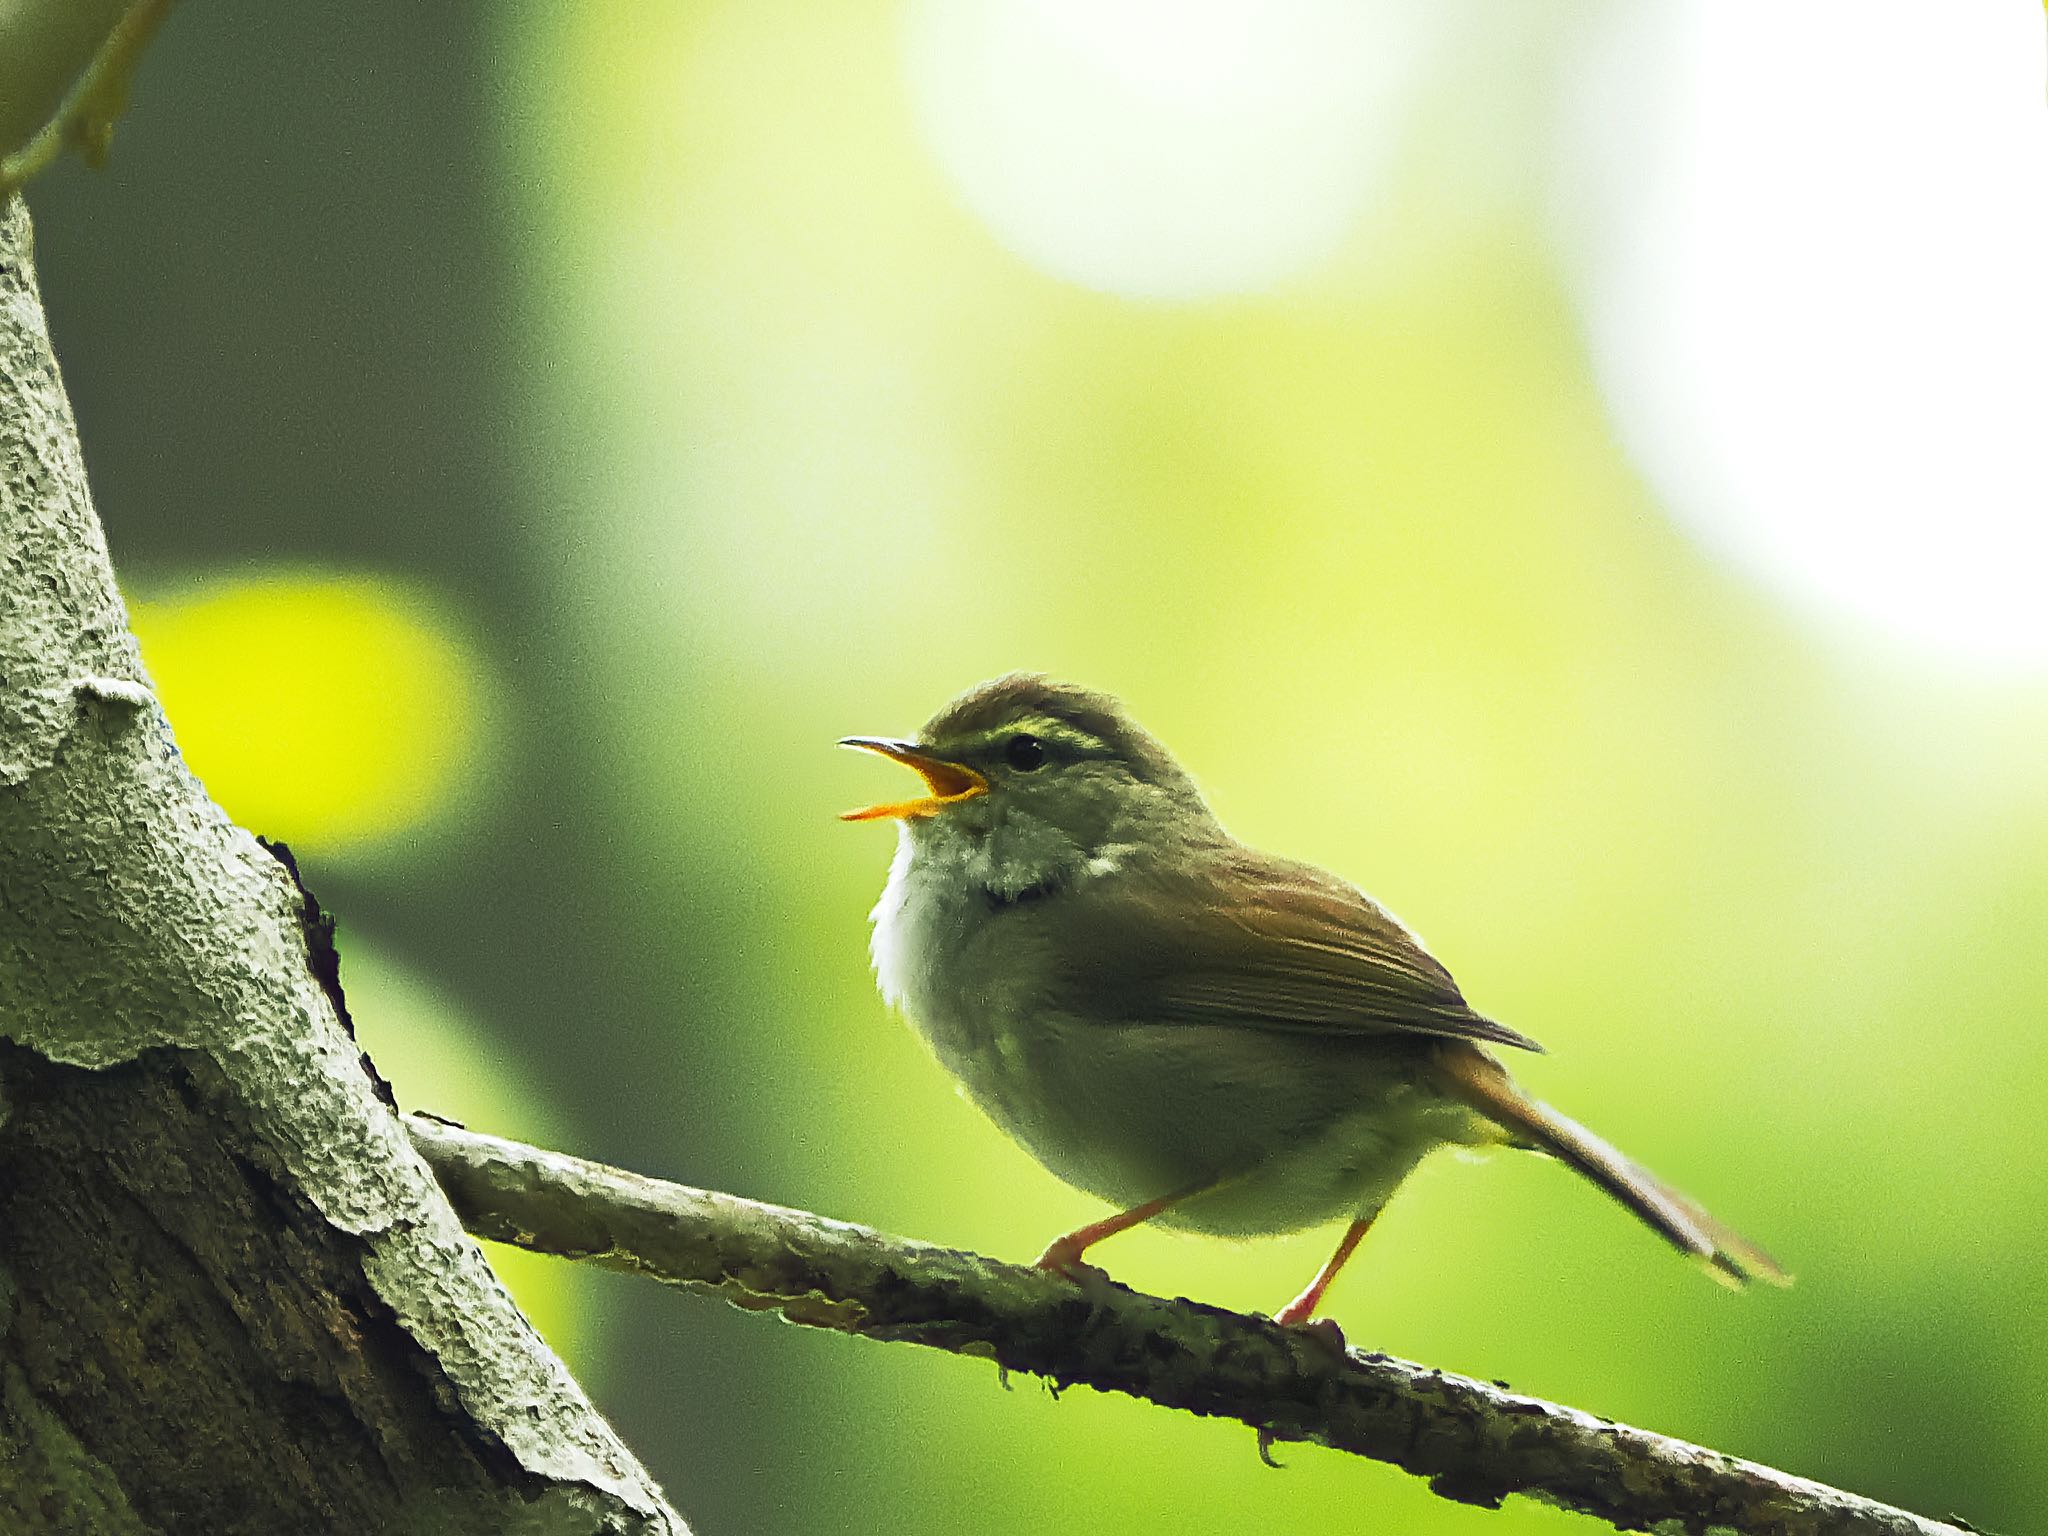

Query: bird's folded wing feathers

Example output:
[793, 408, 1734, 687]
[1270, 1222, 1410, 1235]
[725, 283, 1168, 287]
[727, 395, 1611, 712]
[1048, 850, 1543, 1053]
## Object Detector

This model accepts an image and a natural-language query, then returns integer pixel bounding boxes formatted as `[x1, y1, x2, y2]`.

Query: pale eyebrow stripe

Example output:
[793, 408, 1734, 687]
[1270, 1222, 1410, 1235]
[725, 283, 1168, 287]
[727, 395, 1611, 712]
[955, 716, 1105, 755]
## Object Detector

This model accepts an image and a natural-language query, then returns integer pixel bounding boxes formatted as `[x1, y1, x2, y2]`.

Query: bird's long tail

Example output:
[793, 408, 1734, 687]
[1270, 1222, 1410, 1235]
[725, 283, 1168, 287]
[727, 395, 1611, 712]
[1431, 1041, 1789, 1287]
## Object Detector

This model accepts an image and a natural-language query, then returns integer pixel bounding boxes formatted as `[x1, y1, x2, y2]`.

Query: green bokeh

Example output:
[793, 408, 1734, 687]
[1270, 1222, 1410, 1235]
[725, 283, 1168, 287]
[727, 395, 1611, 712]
[484, 2, 2048, 1530]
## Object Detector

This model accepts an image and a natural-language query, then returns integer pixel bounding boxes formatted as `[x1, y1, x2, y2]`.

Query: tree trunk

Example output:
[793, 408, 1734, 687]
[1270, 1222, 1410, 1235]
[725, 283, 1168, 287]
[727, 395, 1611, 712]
[0, 194, 686, 1535]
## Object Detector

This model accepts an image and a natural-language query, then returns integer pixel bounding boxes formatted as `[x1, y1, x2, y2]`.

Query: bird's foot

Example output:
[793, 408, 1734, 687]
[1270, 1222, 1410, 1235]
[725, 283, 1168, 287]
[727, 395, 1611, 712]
[1032, 1237, 1113, 1288]
[1271, 1309, 1348, 1354]
[1270, 1293, 1314, 1329]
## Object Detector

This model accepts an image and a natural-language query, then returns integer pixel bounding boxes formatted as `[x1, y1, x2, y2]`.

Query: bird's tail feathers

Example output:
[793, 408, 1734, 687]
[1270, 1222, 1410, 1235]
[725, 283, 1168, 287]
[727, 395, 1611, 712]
[1431, 1041, 1789, 1288]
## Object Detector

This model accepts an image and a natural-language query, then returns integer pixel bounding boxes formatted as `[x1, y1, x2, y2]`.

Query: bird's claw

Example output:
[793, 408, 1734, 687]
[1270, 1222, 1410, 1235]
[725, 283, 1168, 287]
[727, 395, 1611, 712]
[1273, 1314, 1348, 1354]
[1034, 1248, 1114, 1290]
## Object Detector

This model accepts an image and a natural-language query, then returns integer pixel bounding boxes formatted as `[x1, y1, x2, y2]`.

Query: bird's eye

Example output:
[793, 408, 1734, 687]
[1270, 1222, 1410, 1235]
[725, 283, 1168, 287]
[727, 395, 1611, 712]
[1004, 734, 1048, 771]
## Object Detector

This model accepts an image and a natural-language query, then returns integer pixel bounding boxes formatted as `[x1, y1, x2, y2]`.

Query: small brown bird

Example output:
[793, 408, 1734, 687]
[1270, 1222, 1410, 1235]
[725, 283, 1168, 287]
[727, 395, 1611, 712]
[844, 674, 1786, 1326]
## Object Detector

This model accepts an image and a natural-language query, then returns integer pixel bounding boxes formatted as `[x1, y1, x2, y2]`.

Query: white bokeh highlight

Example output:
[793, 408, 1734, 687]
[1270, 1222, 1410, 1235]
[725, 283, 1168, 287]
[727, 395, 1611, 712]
[902, 0, 1437, 302]
[1557, 2, 2048, 668]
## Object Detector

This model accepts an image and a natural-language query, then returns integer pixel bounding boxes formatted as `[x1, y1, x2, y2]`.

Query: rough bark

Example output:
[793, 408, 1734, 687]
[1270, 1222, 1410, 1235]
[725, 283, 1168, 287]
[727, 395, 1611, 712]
[411, 1118, 1972, 1536]
[0, 195, 687, 1534]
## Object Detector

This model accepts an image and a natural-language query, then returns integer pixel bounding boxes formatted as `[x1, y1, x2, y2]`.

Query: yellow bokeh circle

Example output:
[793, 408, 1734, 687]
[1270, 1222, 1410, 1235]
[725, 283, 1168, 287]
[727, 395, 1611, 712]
[129, 569, 490, 854]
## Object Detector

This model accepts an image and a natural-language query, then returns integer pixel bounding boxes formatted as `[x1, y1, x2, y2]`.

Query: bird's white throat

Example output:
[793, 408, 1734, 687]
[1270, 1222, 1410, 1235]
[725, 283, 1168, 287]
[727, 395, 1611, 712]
[867, 829, 920, 1012]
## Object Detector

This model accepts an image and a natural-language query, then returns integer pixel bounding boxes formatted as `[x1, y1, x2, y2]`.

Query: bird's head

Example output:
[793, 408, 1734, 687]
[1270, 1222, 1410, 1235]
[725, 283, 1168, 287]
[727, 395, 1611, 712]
[841, 673, 1216, 896]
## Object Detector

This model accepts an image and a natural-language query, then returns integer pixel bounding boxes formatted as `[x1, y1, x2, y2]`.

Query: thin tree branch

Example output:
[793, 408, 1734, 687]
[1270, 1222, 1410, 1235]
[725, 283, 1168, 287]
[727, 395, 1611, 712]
[0, 0, 169, 191]
[410, 1115, 1971, 1536]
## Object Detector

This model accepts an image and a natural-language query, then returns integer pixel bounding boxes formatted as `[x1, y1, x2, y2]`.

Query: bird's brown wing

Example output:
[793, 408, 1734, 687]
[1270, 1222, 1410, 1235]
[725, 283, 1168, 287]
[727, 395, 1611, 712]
[1047, 847, 1543, 1053]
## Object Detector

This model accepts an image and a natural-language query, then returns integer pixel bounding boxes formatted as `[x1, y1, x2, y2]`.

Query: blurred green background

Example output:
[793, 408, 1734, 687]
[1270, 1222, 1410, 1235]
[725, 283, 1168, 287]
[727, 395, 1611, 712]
[24, 2, 2048, 1531]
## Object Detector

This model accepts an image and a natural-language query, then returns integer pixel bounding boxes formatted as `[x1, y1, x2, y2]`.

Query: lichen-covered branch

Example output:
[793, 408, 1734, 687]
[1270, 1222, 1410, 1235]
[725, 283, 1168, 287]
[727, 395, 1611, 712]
[0, 195, 685, 1535]
[410, 1116, 1966, 1536]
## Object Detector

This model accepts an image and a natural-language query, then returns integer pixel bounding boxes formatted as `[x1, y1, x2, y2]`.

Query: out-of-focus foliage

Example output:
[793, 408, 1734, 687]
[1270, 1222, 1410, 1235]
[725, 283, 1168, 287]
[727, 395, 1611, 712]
[499, 2, 2048, 1529]
[33, 1, 2047, 1532]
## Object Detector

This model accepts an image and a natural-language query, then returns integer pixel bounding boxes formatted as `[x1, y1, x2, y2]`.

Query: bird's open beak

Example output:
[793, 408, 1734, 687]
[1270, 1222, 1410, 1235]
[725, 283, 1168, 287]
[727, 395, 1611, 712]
[838, 737, 988, 822]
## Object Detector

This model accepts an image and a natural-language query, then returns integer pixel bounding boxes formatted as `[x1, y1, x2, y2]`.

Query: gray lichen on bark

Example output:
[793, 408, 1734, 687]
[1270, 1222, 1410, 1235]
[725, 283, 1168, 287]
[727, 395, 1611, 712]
[0, 195, 686, 1534]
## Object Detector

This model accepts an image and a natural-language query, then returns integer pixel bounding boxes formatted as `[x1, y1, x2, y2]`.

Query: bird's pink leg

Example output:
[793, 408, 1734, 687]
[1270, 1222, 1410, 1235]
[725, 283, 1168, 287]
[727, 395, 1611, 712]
[1034, 1184, 1209, 1275]
[1272, 1212, 1378, 1328]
